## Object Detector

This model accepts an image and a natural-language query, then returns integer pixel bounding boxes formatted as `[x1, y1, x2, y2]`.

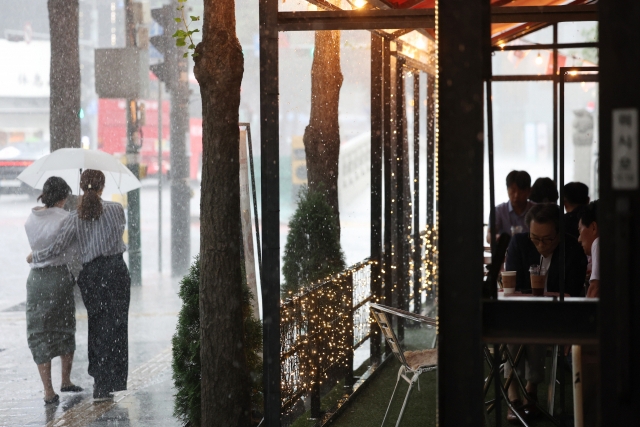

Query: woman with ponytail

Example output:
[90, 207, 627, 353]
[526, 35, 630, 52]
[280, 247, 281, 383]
[28, 169, 130, 401]
[25, 176, 83, 405]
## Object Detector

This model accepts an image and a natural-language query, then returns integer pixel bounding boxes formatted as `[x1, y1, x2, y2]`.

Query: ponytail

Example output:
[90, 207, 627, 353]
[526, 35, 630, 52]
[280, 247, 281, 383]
[78, 169, 105, 221]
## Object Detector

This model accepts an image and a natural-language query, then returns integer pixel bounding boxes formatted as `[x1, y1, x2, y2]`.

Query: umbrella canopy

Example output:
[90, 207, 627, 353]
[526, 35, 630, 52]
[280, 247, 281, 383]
[17, 148, 141, 195]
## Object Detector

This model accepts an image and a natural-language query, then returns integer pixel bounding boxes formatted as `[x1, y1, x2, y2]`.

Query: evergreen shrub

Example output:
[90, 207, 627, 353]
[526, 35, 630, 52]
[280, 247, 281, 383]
[172, 255, 263, 426]
[282, 186, 346, 297]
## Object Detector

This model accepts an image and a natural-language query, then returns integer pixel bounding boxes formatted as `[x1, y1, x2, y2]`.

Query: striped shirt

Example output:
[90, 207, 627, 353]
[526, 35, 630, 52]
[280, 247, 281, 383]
[32, 201, 127, 265]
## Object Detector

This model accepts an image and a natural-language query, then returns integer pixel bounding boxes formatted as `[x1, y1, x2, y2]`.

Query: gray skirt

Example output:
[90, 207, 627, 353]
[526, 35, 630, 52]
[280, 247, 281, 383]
[26, 265, 76, 364]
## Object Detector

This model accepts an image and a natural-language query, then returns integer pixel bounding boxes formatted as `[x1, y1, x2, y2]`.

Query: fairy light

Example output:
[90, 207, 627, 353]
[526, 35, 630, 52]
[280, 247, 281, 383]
[535, 52, 543, 65]
[280, 259, 376, 414]
[434, 0, 440, 335]
[353, 0, 367, 8]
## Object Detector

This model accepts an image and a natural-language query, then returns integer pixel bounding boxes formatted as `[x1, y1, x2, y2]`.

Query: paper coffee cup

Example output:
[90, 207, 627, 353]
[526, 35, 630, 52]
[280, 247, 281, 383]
[502, 271, 516, 293]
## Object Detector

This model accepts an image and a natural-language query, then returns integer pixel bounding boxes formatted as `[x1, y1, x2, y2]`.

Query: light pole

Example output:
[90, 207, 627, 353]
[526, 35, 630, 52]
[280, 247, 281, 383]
[125, 0, 141, 286]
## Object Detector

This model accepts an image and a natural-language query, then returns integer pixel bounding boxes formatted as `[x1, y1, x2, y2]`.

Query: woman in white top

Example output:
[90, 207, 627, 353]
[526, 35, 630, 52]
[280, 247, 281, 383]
[29, 169, 130, 401]
[24, 177, 83, 405]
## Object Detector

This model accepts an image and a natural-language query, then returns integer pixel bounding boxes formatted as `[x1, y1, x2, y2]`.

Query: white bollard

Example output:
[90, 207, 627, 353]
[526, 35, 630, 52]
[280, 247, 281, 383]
[572, 345, 584, 427]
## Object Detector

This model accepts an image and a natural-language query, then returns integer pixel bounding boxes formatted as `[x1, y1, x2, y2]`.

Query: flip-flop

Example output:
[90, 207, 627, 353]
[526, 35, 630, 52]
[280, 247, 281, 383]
[61, 385, 84, 393]
[44, 394, 59, 405]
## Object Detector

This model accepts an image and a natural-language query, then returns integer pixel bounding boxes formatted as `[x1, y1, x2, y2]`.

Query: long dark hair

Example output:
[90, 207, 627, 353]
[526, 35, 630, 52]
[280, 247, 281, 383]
[78, 169, 105, 221]
[38, 176, 71, 208]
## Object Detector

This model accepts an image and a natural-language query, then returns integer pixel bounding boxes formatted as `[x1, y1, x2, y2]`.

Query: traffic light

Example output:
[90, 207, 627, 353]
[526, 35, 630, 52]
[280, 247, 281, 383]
[149, 5, 178, 90]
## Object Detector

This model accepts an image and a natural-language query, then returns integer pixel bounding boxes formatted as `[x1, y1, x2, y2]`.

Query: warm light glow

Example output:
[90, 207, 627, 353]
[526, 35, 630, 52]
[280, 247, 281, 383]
[498, 42, 505, 50]
[569, 70, 578, 76]
[354, 0, 367, 8]
[535, 52, 543, 65]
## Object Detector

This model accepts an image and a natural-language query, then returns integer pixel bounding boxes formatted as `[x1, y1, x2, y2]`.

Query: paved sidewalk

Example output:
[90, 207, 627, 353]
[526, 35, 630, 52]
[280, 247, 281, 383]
[0, 272, 182, 427]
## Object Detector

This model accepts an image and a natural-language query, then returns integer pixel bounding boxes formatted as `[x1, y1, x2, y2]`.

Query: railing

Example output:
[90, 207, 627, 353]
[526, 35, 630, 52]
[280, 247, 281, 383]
[280, 259, 374, 419]
[279, 226, 438, 423]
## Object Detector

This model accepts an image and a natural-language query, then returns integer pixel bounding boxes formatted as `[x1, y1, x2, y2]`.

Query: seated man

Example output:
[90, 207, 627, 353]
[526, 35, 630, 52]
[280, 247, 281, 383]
[530, 177, 558, 204]
[502, 203, 587, 422]
[578, 200, 599, 298]
[505, 203, 587, 297]
[563, 181, 590, 239]
[487, 170, 535, 244]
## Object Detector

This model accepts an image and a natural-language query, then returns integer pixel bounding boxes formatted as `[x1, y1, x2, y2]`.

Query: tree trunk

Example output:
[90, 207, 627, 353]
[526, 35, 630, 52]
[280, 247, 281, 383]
[48, 0, 81, 151]
[303, 31, 344, 228]
[194, 0, 249, 426]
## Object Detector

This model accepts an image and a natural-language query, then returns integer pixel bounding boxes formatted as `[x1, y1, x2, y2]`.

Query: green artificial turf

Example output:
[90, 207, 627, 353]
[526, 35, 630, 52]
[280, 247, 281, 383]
[290, 315, 575, 427]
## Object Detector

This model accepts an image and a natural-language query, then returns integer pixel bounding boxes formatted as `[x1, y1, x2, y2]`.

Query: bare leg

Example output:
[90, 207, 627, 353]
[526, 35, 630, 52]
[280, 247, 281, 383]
[37, 361, 56, 401]
[525, 382, 538, 402]
[507, 381, 520, 402]
[60, 352, 74, 388]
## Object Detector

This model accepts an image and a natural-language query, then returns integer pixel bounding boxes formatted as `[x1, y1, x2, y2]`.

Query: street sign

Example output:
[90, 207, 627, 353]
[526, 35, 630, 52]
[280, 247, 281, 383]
[95, 47, 149, 99]
[612, 108, 639, 190]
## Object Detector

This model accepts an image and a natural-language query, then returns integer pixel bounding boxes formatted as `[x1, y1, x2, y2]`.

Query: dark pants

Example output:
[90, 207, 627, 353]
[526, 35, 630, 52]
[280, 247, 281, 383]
[77, 254, 131, 393]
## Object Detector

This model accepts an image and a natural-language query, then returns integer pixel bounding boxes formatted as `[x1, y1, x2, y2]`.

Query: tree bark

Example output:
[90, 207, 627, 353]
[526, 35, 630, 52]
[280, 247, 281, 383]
[303, 31, 344, 227]
[194, 0, 249, 426]
[48, 0, 81, 151]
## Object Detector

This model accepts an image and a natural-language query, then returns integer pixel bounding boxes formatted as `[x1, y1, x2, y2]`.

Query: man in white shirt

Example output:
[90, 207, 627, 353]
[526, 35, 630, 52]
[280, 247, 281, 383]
[578, 201, 599, 298]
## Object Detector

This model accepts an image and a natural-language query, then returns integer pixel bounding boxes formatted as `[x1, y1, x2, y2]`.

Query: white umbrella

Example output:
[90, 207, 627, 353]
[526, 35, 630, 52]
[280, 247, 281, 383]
[17, 148, 141, 195]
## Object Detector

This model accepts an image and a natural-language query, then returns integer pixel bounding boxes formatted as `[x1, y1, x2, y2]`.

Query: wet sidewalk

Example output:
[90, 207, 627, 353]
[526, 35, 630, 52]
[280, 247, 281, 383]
[0, 271, 183, 427]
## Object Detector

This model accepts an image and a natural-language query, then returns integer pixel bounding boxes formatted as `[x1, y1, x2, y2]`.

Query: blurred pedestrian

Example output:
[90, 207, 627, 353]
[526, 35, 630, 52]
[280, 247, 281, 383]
[24, 177, 83, 405]
[529, 177, 558, 204]
[28, 170, 130, 401]
[563, 181, 590, 239]
[487, 170, 535, 243]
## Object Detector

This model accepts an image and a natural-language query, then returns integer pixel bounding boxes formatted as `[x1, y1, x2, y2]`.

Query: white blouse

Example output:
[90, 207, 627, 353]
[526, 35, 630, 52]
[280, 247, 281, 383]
[25, 207, 80, 270]
[31, 201, 126, 265]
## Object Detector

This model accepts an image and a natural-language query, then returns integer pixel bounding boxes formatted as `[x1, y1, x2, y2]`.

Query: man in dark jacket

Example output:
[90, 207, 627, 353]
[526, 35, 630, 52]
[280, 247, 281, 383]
[506, 203, 587, 297]
[502, 203, 587, 422]
[563, 181, 590, 239]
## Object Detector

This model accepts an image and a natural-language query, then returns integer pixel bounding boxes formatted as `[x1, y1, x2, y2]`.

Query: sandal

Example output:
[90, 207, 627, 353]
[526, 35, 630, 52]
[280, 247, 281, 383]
[44, 394, 59, 405]
[61, 384, 84, 393]
[523, 391, 540, 417]
[506, 399, 526, 424]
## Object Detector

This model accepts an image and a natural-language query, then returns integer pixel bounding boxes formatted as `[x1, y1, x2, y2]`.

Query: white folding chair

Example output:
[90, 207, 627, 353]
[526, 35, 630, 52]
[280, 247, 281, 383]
[370, 303, 437, 427]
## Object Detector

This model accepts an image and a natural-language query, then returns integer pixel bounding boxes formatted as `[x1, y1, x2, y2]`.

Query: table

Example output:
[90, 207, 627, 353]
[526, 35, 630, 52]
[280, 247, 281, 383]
[485, 291, 571, 426]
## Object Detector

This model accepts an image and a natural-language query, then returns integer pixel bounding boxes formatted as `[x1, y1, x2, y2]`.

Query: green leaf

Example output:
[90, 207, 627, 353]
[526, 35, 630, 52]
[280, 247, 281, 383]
[178, 0, 187, 3]
[172, 29, 187, 38]
[190, 16, 200, 21]
[176, 38, 186, 47]
[183, 52, 189, 58]
[191, 28, 199, 33]
[192, 52, 199, 57]
[188, 44, 196, 49]
[174, 17, 182, 23]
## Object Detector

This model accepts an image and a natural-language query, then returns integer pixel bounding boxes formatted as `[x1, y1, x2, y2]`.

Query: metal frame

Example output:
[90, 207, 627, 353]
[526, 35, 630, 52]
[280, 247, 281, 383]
[558, 67, 599, 301]
[276, 5, 597, 32]
[371, 32, 384, 365]
[259, 0, 601, 425]
[599, 2, 640, 423]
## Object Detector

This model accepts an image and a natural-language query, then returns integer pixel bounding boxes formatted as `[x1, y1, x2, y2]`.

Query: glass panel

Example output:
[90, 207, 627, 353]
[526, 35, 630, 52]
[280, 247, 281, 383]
[563, 82, 599, 199]
[503, 25, 553, 46]
[558, 21, 598, 44]
[558, 48, 599, 67]
[485, 81, 554, 221]
[279, 30, 371, 271]
[492, 49, 554, 76]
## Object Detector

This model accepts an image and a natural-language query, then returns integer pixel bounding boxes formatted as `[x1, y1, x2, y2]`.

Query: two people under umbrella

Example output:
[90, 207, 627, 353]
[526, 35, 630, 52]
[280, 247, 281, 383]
[25, 170, 131, 404]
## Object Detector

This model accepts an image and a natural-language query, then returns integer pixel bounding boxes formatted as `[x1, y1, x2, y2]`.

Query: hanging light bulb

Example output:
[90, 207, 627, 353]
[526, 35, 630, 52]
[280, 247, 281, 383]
[536, 52, 543, 65]
[354, 0, 367, 8]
